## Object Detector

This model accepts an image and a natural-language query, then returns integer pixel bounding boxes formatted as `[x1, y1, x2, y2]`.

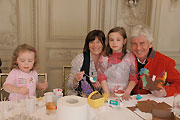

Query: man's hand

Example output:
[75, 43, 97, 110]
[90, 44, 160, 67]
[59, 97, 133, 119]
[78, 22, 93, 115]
[151, 87, 167, 97]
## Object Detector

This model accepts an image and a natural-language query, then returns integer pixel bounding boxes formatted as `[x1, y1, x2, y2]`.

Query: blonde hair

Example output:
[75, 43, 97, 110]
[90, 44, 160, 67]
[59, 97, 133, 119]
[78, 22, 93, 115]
[11, 44, 39, 70]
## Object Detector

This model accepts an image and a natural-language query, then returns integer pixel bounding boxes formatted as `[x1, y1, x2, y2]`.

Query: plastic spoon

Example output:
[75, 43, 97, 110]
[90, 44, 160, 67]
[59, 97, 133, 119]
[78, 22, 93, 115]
[84, 73, 96, 83]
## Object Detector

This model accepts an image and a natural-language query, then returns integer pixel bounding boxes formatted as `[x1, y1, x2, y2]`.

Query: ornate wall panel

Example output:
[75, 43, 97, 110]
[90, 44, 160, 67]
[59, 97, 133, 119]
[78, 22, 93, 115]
[117, 0, 148, 34]
[0, 0, 37, 72]
[49, 0, 88, 38]
[0, 0, 17, 48]
[0, 0, 18, 72]
[117, 0, 149, 50]
[48, 48, 82, 62]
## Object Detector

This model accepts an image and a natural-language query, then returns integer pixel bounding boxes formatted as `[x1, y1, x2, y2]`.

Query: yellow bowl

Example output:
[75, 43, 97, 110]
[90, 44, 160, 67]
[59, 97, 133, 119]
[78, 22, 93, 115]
[87, 91, 105, 108]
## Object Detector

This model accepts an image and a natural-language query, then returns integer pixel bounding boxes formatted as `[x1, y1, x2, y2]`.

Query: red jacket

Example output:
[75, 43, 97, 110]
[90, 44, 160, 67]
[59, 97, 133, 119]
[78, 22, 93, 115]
[131, 49, 180, 97]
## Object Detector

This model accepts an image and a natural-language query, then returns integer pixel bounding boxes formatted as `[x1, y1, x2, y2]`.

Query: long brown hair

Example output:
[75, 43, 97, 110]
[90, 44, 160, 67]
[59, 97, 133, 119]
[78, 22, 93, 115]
[106, 27, 127, 60]
[11, 44, 39, 70]
[83, 30, 105, 52]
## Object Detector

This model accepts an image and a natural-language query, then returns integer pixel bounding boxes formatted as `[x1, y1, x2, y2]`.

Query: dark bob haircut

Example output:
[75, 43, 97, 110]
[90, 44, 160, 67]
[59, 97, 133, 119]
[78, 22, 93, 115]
[83, 30, 105, 52]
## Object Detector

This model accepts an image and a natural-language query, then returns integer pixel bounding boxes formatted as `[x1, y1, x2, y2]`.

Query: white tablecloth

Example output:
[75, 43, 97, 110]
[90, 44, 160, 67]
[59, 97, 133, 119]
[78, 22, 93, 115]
[0, 94, 174, 120]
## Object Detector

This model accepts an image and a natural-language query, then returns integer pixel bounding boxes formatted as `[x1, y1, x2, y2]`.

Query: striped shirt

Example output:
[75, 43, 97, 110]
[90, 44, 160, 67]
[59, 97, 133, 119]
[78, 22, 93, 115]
[68, 53, 97, 91]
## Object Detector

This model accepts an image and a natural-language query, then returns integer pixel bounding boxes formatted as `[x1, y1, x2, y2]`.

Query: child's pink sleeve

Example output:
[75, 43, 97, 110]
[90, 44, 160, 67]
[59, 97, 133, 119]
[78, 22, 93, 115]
[3, 69, 17, 86]
[98, 72, 107, 83]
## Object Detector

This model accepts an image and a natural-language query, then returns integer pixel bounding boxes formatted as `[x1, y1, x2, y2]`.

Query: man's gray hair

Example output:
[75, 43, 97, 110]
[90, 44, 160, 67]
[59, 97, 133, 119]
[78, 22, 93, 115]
[129, 25, 153, 43]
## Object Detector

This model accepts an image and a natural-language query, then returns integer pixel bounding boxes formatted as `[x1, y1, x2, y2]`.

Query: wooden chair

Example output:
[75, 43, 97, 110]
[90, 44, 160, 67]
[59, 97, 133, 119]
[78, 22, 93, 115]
[62, 66, 71, 95]
[0, 73, 48, 100]
[37, 73, 48, 97]
[0, 73, 9, 101]
[38, 73, 47, 80]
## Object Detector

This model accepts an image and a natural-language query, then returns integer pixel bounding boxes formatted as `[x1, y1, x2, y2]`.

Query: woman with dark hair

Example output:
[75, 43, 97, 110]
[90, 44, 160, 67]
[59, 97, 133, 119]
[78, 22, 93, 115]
[68, 30, 105, 96]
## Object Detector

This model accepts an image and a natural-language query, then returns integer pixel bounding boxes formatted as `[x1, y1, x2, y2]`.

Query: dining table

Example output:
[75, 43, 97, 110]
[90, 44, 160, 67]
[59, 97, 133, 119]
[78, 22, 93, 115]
[0, 94, 175, 120]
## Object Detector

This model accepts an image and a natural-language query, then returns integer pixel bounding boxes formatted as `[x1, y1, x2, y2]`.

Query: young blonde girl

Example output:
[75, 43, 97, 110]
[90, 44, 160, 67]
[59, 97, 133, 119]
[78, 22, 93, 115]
[97, 27, 138, 100]
[3, 44, 48, 101]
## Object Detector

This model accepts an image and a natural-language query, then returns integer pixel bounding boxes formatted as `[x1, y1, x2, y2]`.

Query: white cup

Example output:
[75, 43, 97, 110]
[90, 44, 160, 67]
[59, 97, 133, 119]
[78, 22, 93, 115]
[25, 96, 36, 114]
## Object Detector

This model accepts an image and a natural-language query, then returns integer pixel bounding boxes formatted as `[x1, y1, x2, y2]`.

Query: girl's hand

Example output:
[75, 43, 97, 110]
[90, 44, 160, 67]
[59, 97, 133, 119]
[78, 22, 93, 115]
[93, 81, 101, 89]
[73, 71, 85, 82]
[19, 86, 29, 95]
[38, 80, 48, 91]
[122, 92, 132, 101]
[41, 79, 48, 90]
